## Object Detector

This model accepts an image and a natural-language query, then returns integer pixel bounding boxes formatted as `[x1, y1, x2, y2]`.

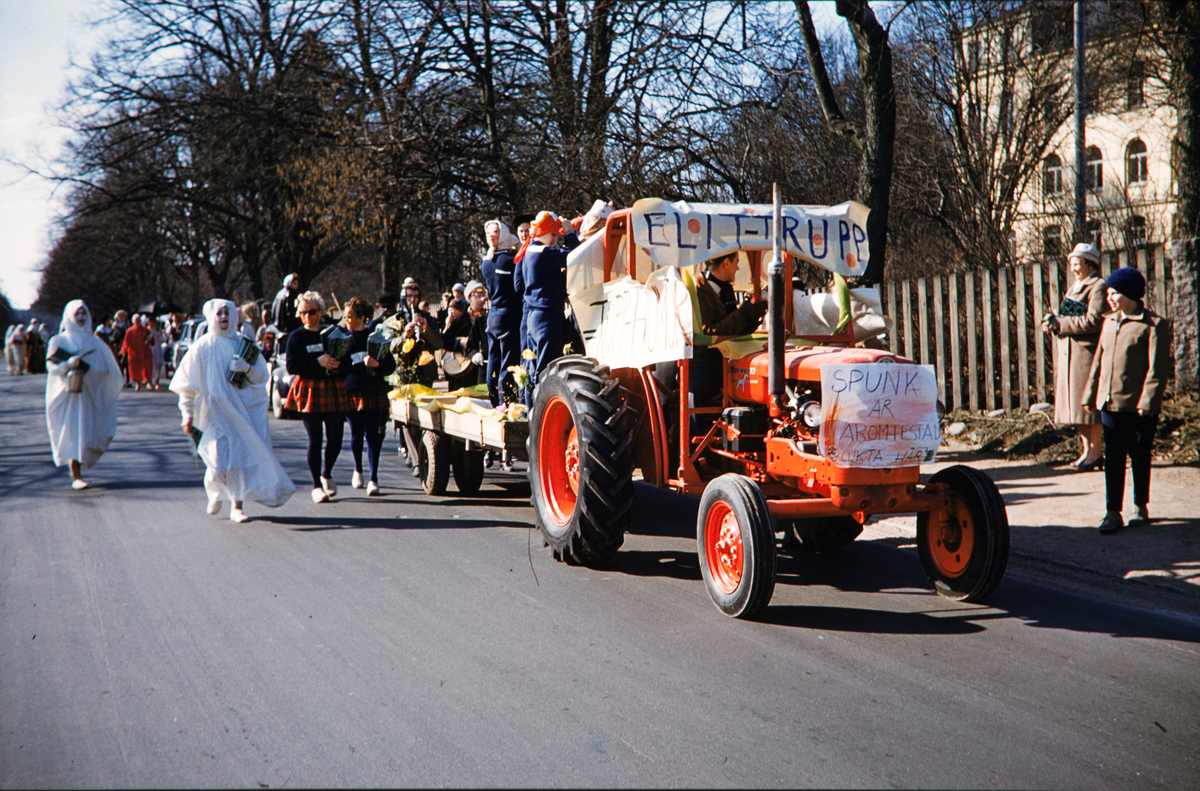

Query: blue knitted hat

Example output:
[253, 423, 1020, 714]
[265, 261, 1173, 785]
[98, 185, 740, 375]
[1106, 267, 1145, 301]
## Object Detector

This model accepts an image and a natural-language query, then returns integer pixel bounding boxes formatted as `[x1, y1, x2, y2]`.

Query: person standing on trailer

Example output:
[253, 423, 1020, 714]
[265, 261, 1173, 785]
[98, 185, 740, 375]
[481, 220, 522, 406]
[513, 211, 579, 404]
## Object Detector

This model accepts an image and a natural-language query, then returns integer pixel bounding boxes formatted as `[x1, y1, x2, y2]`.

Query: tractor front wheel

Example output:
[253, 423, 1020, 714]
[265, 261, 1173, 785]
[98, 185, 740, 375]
[917, 465, 1009, 602]
[697, 474, 777, 618]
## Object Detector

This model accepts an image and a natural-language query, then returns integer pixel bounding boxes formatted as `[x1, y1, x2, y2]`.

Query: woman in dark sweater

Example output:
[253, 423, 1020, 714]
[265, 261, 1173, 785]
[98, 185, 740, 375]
[284, 291, 350, 503]
[340, 297, 396, 495]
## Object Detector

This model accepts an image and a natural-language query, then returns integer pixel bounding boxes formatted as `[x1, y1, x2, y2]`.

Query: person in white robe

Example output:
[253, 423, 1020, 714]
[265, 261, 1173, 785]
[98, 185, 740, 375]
[45, 300, 122, 489]
[170, 299, 296, 522]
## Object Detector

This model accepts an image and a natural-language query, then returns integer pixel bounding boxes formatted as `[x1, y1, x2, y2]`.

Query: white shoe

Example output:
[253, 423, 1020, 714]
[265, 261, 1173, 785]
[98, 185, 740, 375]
[71, 479, 89, 490]
[230, 506, 249, 523]
[366, 481, 380, 496]
[352, 471, 365, 489]
[321, 476, 337, 497]
[311, 487, 329, 504]
[207, 498, 222, 515]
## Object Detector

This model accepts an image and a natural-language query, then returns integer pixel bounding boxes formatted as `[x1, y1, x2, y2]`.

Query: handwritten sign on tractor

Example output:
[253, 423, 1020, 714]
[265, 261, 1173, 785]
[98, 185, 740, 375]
[818, 363, 941, 468]
[629, 197, 871, 277]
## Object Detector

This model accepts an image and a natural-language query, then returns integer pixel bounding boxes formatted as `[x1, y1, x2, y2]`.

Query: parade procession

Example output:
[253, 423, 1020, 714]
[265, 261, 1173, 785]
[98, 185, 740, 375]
[30, 192, 1023, 619]
[4, 2, 1198, 788]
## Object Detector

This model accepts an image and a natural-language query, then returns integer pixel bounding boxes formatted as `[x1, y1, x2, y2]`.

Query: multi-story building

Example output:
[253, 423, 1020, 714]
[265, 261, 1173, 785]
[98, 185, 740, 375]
[961, 3, 1176, 265]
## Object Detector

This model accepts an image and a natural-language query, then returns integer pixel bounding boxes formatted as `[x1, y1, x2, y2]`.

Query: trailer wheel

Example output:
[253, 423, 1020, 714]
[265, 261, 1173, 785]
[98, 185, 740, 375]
[452, 442, 486, 496]
[418, 430, 450, 496]
[528, 356, 634, 565]
[784, 516, 864, 554]
[697, 474, 777, 618]
[917, 465, 1009, 602]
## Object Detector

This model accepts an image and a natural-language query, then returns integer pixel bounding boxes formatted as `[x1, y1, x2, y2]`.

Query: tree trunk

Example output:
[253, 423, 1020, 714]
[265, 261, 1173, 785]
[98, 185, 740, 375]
[794, 0, 895, 285]
[1163, 1, 1199, 238]
[1170, 239, 1198, 392]
[838, 0, 895, 286]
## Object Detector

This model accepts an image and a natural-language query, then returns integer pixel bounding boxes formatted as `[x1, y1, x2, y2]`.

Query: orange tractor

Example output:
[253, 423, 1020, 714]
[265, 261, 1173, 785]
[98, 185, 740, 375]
[525, 193, 1009, 618]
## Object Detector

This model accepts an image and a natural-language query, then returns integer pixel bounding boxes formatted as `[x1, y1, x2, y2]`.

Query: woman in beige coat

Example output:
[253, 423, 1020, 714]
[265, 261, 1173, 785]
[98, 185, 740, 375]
[1042, 242, 1107, 469]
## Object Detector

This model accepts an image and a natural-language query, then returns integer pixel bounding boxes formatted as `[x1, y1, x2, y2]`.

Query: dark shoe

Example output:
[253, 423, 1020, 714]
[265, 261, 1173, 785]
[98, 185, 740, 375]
[1075, 458, 1101, 472]
[1098, 512, 1123, 534]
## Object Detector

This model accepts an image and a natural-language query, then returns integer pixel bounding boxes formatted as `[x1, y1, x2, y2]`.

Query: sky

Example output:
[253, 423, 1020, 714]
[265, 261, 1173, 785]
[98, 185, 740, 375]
[0, 0, 102, 310]
[0, 1, 847, 312]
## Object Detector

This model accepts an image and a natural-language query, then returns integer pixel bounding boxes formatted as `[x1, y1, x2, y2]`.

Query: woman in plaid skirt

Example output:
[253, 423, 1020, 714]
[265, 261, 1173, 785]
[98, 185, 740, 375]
[284, 291, 350, 503]
[341, 297, 396, 496]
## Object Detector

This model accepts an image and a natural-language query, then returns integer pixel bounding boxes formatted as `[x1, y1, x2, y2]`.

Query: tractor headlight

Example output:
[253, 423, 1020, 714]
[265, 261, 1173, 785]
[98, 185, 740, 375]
[799, 401, 823, 429]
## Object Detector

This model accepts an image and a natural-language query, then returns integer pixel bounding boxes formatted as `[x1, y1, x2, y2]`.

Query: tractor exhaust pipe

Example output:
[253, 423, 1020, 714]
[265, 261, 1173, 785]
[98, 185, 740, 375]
[768, 183, 785, 415]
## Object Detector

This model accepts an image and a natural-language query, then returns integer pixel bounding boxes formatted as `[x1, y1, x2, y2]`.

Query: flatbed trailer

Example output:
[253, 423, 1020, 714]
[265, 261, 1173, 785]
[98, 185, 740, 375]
[390, 396, 527, 496]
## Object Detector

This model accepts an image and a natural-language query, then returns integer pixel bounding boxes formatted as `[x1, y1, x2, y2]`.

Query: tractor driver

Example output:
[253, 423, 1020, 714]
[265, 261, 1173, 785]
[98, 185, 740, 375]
[691, 251, 769, 431]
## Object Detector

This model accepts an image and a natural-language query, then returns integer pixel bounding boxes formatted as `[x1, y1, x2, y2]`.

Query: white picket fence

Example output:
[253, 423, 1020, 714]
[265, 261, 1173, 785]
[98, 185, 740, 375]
[883, 244, 1175, 412]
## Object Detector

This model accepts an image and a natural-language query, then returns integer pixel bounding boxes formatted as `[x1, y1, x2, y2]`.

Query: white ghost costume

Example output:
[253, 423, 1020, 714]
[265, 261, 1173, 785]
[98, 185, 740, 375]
[170, 299, 296, 508]
[45, 300, 123, 468]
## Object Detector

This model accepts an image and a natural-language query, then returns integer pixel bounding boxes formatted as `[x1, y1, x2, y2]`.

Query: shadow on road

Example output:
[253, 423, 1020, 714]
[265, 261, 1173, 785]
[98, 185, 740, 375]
[757, 605, 988, 634]
[273, 515, 530, 531]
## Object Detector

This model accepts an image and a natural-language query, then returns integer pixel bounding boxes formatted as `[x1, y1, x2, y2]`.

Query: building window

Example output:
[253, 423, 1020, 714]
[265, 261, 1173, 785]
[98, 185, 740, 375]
[1044, 154, 1064, 196]
[1007, 230, 1017, 260]
[1043, 225, 1062, 259]
[1038, 83, 1059, 134]
[1086, 220, 1102, 251]
[1127, 60, 1144, 110]
[1085, 146, 1103, 190]
[1086, 71, 1100, 113]
[1126, 215, 1147, 248]
[1000, 90, 1014, 139]
[1126, 139, 1148, 183]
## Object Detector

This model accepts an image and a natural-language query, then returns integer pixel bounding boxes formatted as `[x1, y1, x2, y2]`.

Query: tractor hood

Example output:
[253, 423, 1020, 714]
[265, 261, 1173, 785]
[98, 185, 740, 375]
[727, 346, 915, 405]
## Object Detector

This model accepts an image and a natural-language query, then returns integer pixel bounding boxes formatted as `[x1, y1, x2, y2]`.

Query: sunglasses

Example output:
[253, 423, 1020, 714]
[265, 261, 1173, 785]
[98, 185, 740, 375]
[299, 308, 320, 316]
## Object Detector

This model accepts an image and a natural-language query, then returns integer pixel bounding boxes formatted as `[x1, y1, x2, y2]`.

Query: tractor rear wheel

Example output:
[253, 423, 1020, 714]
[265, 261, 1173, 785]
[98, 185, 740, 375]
[784, 516, 864, 554]
[418, 430, 450, 496]
[917, 465, 1009, 602]
[697, 474, 777, 618]
[528, 356, 634, 565]
[452, 442, 486, 496]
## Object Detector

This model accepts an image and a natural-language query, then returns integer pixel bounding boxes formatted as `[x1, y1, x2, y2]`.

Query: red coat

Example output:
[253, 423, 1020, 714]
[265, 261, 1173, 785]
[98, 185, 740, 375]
[121, 323, 154, 382]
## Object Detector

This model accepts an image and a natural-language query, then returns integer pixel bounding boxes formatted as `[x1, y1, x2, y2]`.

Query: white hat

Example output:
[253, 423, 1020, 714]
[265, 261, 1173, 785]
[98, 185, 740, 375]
[465, 280, 486, 297]
[402, 277, 418, 288]
[1068, 242, 1100, 264]
[451, 282, 466, 294]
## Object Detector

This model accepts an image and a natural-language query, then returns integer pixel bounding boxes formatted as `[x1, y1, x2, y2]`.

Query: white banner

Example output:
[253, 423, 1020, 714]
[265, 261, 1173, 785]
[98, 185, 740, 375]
[570, 267, 694, 370]
[628, 198, 871, 276]
[818, 363, 941, 468]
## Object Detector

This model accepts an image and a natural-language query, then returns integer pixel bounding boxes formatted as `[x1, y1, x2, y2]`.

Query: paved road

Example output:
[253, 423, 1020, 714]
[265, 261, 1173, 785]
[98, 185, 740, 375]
[1, 373, 1196, 788]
